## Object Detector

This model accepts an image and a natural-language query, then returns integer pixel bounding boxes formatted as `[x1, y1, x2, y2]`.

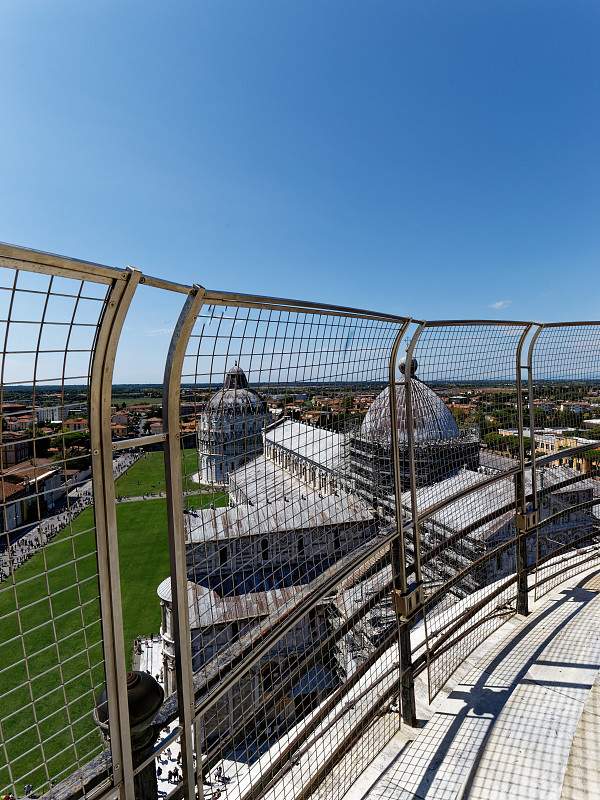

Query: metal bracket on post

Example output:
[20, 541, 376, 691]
[515, 506, 539, 616]
[516, 509, 539, 533]
[515, 505, 539, 616]
[392, 582, 424, 621]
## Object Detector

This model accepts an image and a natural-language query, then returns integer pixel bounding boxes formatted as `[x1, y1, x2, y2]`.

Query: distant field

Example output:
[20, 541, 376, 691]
[0, 487, 227, 795]
[115, 449, 201, 497]
[111, 395, 162, 406]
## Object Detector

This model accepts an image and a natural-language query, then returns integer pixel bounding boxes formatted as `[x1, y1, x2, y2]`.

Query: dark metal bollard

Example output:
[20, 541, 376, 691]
[94, 671, 164, 800]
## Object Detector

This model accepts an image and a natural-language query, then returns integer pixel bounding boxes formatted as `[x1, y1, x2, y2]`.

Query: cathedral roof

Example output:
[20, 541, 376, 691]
[265, 419, 345, 469]
[157, 576, 312, 626]
[185, 491, 374, 543]
[401, 464, 598, 537]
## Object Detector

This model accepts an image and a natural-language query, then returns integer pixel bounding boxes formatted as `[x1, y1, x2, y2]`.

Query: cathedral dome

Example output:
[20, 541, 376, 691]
[361, 359, 460, 445]
[208, 364, 267, 413]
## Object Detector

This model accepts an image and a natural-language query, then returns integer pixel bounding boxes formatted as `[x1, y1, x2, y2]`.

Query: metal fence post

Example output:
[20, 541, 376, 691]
[514, 324, 534, 616]
[387, 323, 418, 727]
[403, 324, 426, 592]
[89, 268, 141, 798]
[526, 325, 544, 596]
[162, 286, 206, 800]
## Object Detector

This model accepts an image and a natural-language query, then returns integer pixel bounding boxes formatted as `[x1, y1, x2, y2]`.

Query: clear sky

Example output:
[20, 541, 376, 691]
[1, 1, 599, 382]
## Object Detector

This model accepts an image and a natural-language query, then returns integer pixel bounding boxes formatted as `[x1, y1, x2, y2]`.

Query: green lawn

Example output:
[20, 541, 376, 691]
[0, 486, 227, 795]
[115, 449, 202, 498]
[114, 495, 226, 652]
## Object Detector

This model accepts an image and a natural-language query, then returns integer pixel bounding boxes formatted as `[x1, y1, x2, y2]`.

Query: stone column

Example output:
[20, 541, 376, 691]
[94, 671, 165, 800]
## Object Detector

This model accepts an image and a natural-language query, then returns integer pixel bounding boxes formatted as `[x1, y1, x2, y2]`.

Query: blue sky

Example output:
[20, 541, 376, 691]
[1, 1, 599, 382]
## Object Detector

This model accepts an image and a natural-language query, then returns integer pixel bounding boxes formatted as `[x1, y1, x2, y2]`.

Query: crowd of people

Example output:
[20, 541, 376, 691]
[0, 452, 141, 582]
[154, 723, 234, 799]
[156, 756, 232, 798]
[2, 782, 37, 799]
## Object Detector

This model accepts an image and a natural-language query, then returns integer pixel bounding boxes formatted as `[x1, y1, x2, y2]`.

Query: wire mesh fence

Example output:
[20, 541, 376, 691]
[528, 324, 600, 599]
[533, 514, 600, 599]
[165, 298, 408, 800]
[0, 260, 113, 796]
[400, 322, 531, 700]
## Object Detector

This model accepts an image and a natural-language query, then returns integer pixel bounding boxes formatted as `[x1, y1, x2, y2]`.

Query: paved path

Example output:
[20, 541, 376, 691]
[132, 635, 238, 798]
[348, 571, 600, 800]
[115, 488, 214, 504]
[116, 492, 167, 503]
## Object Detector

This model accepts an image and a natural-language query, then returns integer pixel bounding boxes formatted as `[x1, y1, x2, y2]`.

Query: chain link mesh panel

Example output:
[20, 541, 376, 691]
[0, 263, 114, 796]
[165, 300, 407, 800]
[400, 323, 530, 701]
[528, 324, 600, 599]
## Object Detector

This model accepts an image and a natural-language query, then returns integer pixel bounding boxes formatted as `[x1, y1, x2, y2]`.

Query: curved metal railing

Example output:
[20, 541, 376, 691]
[0, 242, 598, 800]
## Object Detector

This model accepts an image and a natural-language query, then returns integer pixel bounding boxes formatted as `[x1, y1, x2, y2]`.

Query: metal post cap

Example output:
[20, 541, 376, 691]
[399, 357, 418, 376]
[94, 671, 164, 738]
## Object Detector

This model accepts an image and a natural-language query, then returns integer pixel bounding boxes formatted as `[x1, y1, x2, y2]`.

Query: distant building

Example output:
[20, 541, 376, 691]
[64, 418, 87, 432]
[498, 428, 600, 473]
[1, 432, 32, 466]
[35, 406, 63, 424]
[198, 364, 271, 484]
[0, 460, 64, 533]
[146, 417, 163, 434]
[0, 402, 28, 414]
[5, 415, 34, 432]
[111, 411, 131, 426]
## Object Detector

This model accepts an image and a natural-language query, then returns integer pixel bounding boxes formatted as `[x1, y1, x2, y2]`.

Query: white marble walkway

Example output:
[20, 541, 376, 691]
[345, 569, 600, 800]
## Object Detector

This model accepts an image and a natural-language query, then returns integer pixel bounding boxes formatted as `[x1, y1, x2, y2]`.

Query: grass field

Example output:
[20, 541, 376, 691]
[115, 449, 202, 497]
[0, 469, 227, 794]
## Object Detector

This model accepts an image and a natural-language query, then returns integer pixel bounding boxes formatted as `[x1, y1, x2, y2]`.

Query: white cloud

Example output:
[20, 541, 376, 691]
[489, 299, 512, 310]
[145, 327, 171, 336]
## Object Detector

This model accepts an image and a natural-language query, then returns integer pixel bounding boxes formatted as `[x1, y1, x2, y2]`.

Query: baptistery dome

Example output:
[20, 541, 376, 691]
[199, 364, 271, 484]
[208, 364, 267, 413]
[361, 358, 460, 446]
